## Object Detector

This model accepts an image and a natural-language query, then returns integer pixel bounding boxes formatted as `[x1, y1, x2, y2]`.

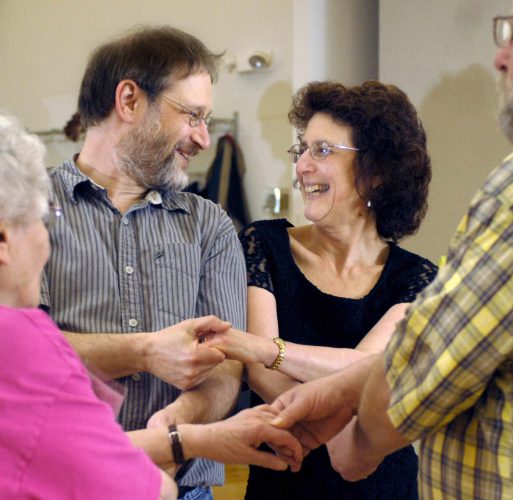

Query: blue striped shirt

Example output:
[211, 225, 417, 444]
[41, 159, 247, 486]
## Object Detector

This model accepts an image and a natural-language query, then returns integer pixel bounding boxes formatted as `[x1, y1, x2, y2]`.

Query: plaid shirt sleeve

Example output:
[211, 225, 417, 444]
[385, 159, 513, 440]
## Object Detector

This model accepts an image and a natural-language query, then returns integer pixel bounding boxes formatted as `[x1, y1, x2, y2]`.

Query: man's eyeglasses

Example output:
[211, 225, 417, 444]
[494, 16, 513, 48]
[42, 201, 62, 229]
[150, 92, 212, 128]
[287, 141, 359, 163]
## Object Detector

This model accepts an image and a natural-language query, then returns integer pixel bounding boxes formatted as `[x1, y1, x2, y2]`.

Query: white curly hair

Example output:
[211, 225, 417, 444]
[0, 113, 50, 225]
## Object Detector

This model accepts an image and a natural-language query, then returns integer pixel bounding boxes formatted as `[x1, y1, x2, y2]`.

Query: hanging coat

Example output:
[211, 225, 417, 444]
[201, 134, 250, 230]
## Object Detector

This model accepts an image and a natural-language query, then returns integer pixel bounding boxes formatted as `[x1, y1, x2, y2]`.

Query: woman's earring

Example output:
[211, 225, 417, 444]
[367, 200, 372, 208]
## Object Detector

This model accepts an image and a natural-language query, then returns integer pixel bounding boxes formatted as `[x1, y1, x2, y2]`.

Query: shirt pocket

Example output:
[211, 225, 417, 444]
[152, 242, 201, 322]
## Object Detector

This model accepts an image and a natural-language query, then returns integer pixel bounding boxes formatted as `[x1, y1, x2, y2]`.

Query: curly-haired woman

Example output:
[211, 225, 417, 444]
[204, 81, 438, 499]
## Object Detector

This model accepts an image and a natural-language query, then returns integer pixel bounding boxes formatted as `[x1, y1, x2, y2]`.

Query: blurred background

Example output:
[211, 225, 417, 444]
[1, 0, 511, 262]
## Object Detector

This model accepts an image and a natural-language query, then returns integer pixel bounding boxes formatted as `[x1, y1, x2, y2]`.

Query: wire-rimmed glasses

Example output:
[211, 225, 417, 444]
[287, 141, 359, 163]
[150, 92, 212, 128]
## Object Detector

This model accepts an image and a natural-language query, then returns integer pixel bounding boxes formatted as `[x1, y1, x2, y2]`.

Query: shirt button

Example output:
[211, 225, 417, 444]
[125, 265, 134, 274]
[131, 373, 141, 382]
[128, 318, 138, 327]
[122, 218, 129, 226]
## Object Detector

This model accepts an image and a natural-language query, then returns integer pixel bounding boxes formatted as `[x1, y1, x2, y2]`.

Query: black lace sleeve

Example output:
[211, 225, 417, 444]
[238, 224, 274, 293]
[398, 258, 438, 303]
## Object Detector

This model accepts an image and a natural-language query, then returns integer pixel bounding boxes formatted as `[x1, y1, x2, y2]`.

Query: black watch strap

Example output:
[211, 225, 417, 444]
[168, 424, 186, 465]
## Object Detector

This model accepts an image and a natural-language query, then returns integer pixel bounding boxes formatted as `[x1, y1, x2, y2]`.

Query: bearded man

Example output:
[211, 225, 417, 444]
[41, 26, 245, 500]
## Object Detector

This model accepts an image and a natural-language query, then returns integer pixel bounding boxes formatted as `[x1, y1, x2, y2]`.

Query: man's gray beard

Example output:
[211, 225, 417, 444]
[499, 98, 513, 144]
[116, 109, 189, 192]
[149, 155, 189, 192]
[497, 74, 513, 144]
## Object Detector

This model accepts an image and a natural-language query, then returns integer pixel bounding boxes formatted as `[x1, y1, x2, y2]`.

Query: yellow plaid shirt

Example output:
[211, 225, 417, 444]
[385, 153, 513, 499]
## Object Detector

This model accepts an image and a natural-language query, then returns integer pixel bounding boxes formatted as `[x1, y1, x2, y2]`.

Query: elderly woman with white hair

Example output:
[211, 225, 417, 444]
[0, 114, 301, 500]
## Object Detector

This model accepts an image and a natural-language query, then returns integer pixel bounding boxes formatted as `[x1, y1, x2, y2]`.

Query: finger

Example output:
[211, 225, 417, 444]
[252, 403, 279, 415]
[268, 398, 288, 423]
[266, 442, 300, 462]
[270, 397, 307, 428]
[196, 344, 226, 363]
[193, 331, 226, 344]
[269, 387, 323, 429]
[200, 334, 226, 347]
[258, 426, 303, 463]
[246, 449, 295, 471]
[277, 440, 312, 459]
[194, 315, 231, 334]
[267, 444, 303, 472]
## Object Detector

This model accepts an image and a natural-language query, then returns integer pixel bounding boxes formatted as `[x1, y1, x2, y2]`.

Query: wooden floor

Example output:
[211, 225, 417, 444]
[212, 465, 249, 499]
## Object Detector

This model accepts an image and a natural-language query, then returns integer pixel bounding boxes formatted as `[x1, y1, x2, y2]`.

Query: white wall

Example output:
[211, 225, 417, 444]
[2, 0, 510, 262]
[379, 0, 513, 262]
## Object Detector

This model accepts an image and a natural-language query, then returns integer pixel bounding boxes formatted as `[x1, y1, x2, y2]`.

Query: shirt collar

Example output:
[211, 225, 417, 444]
[57, 158, 91, 204]
[56, 157, 191, 214]
[158, 190, 192, 214]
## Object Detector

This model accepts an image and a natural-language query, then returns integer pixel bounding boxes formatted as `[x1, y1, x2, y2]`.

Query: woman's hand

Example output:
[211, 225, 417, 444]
[200, 327, 277, 366]
[180, 405, 303, 472]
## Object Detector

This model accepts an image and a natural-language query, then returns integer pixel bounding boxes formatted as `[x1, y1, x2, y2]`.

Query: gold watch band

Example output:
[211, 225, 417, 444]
[269, 337, 286, 370]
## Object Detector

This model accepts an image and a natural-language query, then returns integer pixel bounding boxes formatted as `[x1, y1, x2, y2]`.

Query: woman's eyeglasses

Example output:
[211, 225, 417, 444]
[287, 141, 359, 163]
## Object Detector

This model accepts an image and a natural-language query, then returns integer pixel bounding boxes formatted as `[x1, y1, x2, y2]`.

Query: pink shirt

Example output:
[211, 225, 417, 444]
[0, 306, 161, 499]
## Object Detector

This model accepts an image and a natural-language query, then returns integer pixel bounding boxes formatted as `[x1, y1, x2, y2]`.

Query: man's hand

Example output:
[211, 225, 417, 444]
[180, 405, 303, 472]
[143, 316, 229, 390]
[269, 376, 355, 454]
[269, 356, 377, 452]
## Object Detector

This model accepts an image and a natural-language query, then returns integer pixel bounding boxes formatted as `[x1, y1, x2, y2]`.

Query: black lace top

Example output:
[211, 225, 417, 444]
[239, 219, 438, 500]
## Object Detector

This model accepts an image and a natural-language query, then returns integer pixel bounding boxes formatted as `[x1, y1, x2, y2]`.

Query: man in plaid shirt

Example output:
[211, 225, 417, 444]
[268, 9, 513, 500]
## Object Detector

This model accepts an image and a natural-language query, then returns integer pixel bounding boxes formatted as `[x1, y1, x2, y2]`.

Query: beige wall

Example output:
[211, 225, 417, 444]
[0, 0, 379, 224]
[0, 0, 294, 221]
[379, 0, 513, 262]
[1, 0, 511, 262]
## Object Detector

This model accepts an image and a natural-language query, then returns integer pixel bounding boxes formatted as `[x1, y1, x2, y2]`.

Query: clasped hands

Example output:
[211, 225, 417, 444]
[143, 319, 382, 479]
[268, 373, 384, 481]
[146, 404, 304, 474]
[142, 315, 232, 390]
[195, 326, 384, 480]
[143, 318, 278, 391]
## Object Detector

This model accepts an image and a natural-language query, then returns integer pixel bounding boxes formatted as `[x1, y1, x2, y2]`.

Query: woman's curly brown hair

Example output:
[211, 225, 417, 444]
[288, 81, 431, 243]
